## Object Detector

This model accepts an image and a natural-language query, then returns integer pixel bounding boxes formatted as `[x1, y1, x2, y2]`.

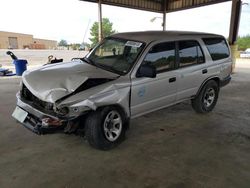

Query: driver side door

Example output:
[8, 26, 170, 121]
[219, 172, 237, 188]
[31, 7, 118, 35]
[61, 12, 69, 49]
[130, 41, 178, 118]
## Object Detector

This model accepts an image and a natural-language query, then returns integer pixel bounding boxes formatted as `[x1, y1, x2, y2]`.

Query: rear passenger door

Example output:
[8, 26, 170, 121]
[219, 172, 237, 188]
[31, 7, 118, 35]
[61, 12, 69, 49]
[176, 40, 207, 101]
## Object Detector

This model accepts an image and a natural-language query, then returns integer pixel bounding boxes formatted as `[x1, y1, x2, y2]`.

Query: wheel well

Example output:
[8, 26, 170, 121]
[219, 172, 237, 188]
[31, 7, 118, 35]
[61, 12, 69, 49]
[196, 77, 220, 97]
[78, 104, 129, 129]
[103, 104, 128, 118]
[210, 77, 220, 86]
[79, 104, 128, 118]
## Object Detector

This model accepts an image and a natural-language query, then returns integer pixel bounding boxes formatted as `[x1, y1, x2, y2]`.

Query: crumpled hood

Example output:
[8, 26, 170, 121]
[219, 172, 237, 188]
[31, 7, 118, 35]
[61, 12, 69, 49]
[22, 60, 118, 103]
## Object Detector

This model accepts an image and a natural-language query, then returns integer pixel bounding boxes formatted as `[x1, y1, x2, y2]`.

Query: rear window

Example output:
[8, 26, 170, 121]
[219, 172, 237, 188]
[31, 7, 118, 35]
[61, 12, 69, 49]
[203, 38, 230, 61]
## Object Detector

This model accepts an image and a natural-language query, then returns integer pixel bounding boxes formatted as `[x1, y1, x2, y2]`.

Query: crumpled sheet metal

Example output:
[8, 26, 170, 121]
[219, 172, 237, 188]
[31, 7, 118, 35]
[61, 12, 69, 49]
[21, 60, 118, 103]
[58, 82, 131, 117]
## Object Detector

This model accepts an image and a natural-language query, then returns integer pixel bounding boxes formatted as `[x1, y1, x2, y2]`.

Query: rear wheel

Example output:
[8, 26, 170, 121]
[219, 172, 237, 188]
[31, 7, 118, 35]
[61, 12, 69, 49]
[192, 80, 219, 113]
[85, 106, 127, 150]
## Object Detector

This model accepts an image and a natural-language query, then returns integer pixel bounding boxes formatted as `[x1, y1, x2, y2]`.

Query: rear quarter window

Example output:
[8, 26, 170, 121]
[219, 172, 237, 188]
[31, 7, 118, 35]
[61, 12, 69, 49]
[203, 38, 230, 61]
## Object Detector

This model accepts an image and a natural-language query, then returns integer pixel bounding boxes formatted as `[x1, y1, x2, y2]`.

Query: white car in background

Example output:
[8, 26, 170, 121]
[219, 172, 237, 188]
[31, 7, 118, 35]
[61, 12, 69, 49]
[240, 48, 250, 58]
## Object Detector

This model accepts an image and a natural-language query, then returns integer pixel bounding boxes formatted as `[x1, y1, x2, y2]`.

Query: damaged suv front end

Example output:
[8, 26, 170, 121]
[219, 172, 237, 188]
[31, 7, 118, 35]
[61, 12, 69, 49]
[13, 37, 145, 136]
[16, 85, 64, 134]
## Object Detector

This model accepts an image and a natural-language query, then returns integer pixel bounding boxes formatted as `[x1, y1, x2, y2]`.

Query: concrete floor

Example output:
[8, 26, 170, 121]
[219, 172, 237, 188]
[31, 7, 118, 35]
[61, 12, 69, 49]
[0, 67, 250, 188]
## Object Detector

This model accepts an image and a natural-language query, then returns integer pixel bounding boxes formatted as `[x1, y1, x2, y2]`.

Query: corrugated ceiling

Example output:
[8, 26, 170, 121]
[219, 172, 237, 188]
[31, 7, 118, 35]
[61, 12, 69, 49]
[80, 0, 231, 13]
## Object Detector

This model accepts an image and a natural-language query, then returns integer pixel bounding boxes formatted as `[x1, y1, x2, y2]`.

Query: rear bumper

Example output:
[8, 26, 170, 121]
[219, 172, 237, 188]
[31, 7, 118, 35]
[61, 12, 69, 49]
[15, 93, 65, 134]
[220, 75, 231, 87]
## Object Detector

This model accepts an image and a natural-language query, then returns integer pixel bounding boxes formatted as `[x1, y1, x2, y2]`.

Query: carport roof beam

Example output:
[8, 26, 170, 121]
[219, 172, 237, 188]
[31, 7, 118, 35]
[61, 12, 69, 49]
[80, 0, 231, 13]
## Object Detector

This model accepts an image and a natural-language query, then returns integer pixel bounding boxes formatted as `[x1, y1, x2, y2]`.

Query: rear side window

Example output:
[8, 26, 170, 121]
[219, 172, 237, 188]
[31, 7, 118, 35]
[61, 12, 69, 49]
[144, 42, 175, 73]
[203, 38, 230, 61]
[178, 40, 205, 68]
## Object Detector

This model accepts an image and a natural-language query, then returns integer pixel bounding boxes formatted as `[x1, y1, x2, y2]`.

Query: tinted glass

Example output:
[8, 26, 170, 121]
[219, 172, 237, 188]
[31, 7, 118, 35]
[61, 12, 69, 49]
[203, 38, 230, 61]
[179, 40, 204, 68]
[144, 42, 175, 73]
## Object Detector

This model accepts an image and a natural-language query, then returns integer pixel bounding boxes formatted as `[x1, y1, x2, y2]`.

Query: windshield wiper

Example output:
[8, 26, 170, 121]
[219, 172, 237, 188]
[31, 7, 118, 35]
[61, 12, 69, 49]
[80, 57, 96, 66]
[96, 63, 123, 75]
[81, 57, 122, 75]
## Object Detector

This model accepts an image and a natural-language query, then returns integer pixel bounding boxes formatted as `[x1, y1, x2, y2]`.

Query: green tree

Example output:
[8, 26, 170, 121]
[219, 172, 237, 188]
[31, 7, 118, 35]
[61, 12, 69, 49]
[237, 35, 250, 50]
[89, 18, 116, 47]
[58, 39, 68, 47]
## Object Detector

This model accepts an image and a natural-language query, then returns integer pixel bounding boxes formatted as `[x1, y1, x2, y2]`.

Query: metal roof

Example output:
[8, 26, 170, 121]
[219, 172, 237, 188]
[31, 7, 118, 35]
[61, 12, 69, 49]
[80, 0, 231, 13]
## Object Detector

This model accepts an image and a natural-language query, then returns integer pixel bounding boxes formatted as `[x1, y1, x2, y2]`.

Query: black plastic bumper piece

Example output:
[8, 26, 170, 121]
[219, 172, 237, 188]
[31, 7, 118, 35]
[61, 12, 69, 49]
[220, 76, 231, 87]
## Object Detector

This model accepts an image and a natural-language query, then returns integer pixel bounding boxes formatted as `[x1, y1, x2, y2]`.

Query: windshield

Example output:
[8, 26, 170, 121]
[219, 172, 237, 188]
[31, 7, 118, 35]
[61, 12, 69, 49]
[87, 38, 145, 75]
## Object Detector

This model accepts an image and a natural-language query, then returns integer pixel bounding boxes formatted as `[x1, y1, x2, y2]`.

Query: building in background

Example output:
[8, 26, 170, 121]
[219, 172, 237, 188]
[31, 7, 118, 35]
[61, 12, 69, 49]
[0, 31, 57, 49]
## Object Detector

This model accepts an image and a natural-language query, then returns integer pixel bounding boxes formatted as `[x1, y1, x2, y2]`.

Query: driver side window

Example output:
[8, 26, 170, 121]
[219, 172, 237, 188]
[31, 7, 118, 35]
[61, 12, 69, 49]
[144, 42, 176, 73]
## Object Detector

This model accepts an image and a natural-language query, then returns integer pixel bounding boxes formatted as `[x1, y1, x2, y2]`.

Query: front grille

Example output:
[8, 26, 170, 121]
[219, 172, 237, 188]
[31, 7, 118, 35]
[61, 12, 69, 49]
[21, 84, 54, 111]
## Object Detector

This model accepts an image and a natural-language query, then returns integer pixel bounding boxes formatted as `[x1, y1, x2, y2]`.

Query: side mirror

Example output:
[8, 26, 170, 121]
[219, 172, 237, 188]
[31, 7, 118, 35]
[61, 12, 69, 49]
[137, 64, 156, 78]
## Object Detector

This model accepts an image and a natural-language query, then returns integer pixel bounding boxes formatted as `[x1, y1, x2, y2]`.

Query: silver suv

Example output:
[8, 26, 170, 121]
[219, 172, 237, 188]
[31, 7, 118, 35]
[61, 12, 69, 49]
[12, 31, 232, 150]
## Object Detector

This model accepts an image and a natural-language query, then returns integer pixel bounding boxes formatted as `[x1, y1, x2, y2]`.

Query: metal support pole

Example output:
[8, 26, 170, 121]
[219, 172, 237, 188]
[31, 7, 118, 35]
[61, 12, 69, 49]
[163, 12, 166, 31]
[98, 0, 103, 42]
[229, 0, 242, 45]
[162, 0, 166, 31]
[229, 0, 242, 72]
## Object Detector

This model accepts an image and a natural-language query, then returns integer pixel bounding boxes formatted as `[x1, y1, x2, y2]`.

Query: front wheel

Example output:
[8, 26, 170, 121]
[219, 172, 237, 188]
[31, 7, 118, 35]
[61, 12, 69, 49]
[85, 106, 127, 150]
[192, 80, 219, 113]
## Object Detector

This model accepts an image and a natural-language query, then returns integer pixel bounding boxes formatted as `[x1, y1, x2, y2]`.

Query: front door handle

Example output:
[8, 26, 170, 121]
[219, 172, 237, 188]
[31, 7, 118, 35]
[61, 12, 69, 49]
[169, 77, 176, 83]
[202, 69, 208, 74]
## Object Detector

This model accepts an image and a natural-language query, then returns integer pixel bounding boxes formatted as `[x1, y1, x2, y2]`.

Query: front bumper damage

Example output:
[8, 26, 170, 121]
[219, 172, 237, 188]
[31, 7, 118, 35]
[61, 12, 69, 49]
[16, 93, 67, 134]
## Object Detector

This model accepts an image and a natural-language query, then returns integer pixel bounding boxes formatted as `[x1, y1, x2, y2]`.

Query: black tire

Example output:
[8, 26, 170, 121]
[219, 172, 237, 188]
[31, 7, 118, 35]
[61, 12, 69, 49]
[191, 80, 219, 113]
[85, 106, 127, 150]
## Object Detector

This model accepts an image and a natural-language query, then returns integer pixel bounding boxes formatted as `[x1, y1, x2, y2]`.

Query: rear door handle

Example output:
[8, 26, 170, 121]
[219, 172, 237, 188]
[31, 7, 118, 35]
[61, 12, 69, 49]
[202, 69, 208, 74]
[169, 77, 176, 83]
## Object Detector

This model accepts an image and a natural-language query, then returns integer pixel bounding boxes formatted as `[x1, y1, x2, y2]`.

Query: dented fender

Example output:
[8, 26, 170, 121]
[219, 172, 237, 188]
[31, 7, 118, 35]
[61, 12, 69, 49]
[57, 80, 131, 118]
